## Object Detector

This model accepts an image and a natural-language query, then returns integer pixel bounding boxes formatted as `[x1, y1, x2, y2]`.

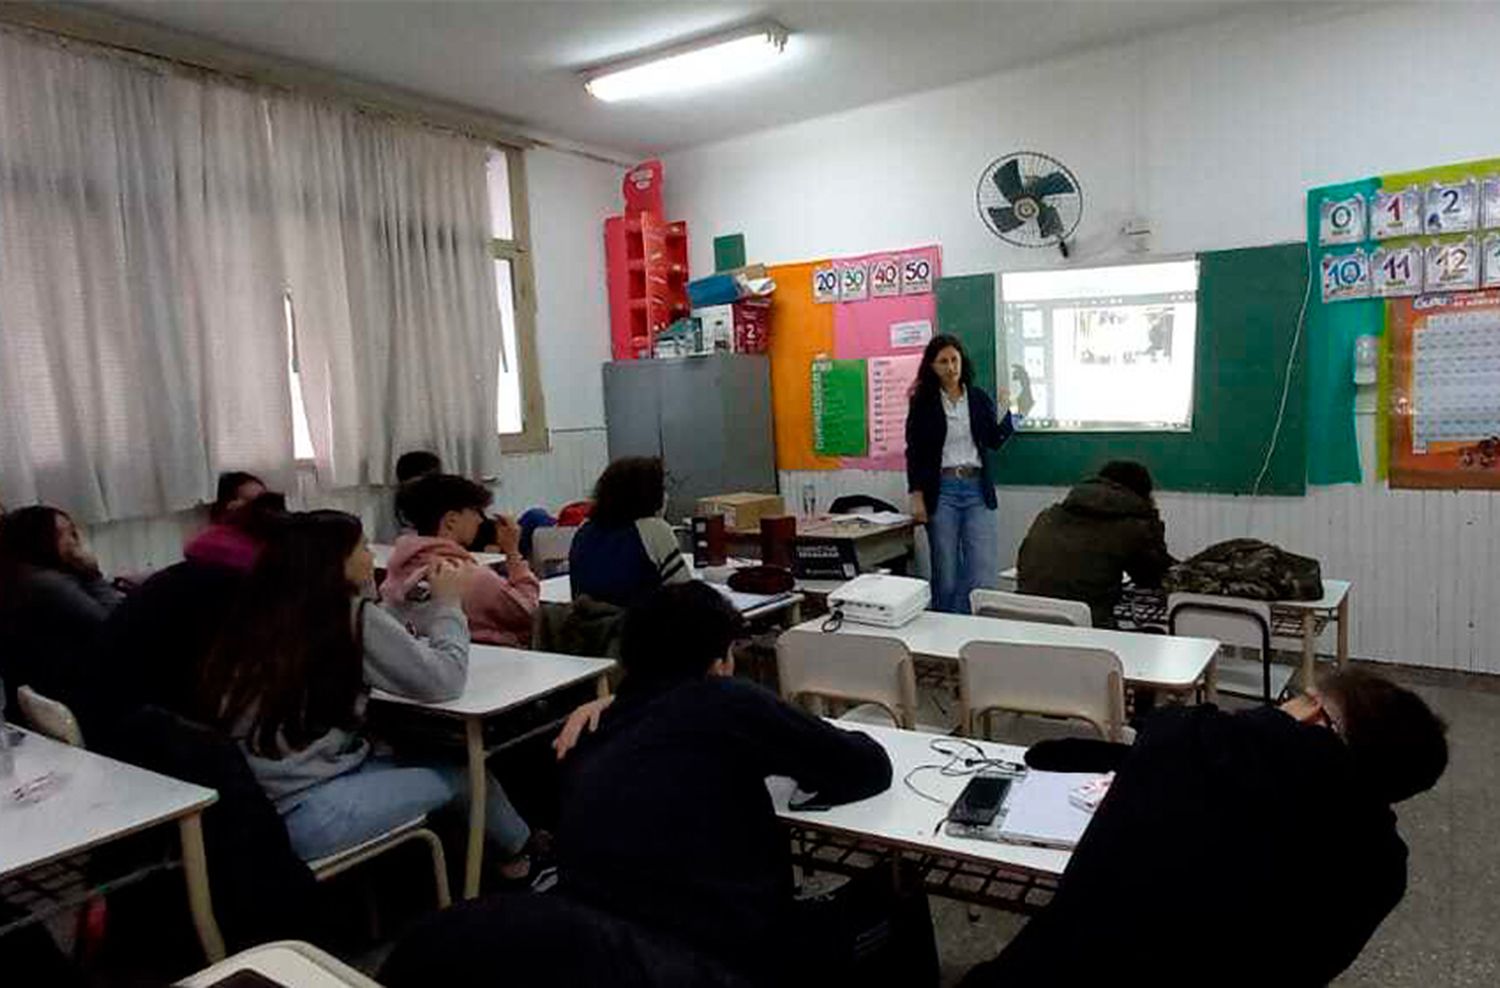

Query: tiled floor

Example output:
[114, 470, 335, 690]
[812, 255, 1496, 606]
[928, 665, 1500, 987]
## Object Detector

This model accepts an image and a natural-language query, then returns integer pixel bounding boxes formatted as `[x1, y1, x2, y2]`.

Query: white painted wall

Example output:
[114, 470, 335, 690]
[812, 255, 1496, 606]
[665, 1, 1500, 671]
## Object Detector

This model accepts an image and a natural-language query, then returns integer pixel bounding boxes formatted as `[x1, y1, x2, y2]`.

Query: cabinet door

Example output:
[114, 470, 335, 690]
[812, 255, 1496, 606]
[602, 361, 663, 461]
[659, 358, 726, 520]
[718, 355, 776, 496]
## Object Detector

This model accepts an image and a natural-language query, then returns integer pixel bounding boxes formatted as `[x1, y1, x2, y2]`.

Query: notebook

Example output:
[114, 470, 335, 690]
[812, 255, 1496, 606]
[993, 770, 1108, 850]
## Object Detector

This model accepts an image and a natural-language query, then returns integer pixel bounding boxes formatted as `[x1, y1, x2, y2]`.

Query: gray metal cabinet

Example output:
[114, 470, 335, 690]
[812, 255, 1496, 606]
[602, 354, 776, 521]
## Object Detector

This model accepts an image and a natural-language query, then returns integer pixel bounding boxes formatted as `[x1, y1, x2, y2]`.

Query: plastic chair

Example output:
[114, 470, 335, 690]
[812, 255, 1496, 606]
[970, 589, 1092, 627]
[957, 641, 1130, 743]
[306, 817, 452, 909]
[1168, 593, 1285, 703]
[776, 629, 921, 729]
[530, 525, 577, 578]
[828, 494, 901, 515]
[17, 685, 85, 747]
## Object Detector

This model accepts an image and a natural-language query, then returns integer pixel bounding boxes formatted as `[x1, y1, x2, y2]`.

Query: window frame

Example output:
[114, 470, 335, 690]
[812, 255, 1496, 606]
[492, 145, 549, 455]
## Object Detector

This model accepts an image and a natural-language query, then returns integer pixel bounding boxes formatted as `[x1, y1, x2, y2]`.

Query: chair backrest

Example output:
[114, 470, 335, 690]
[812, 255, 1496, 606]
[776, 629, 918, 728]
[970, 589, 1092, 628]
[1167, 593, 1272, 652]
[957, 641, 1127, 742]
[531, 525, 578, 578]
[828, 494, 900, 515]
[17, 685, 84, 747]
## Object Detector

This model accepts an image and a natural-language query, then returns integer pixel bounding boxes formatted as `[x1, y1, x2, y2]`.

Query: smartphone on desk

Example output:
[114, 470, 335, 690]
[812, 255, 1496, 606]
[948, 773, 1013, 827]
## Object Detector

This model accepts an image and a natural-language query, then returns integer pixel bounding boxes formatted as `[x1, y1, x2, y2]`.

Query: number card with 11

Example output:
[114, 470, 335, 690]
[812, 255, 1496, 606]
[1372, 244, 1423, 297]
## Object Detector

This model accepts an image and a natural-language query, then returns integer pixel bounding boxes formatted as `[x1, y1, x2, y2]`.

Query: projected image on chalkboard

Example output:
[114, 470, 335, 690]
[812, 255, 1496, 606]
[1000, 260, 1198, 432]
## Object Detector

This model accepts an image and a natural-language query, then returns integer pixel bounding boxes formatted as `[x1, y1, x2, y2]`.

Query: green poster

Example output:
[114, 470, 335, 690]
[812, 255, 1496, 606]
[812, 358, 868, 456]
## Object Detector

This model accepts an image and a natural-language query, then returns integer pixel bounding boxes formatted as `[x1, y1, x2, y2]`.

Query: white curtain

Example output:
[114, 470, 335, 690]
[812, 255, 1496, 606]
[271, 99, 503, 490]
[0, 30, 294, 523]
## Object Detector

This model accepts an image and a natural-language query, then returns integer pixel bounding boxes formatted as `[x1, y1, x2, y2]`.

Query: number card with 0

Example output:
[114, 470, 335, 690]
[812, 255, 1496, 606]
[1372, 186, 1423, 240]
[1483, 234, 1500, 289]
[1372, 244, 1423, 297]
[1425, 237, 1479, 291]
[870, 257, 901, 298]
[839, 262, 869, 301]
[1483, 176, 1500, 230]
[899, 254, 933, 295]
[1319, 194, 1366, 246]
[812, 265, 839, 304]
[1321, 249, 1371, 303]
[1425, 180, 1478, 234]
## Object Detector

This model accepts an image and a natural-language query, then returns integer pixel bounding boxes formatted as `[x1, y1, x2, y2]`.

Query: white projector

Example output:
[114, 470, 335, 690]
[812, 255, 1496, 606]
[826, 574, 930, 628]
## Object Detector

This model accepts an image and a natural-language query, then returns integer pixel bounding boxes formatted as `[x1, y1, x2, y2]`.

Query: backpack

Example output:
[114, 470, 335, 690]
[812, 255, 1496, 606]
[1161, 538, 1323, 601]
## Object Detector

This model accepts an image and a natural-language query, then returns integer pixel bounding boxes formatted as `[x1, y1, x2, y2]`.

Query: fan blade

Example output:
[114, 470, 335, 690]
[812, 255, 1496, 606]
[1036, 202, 1065, 239]
[1028, 170, 1076, 199]
[987, 205, 1026, 234]
[992, 159, 1024, 202]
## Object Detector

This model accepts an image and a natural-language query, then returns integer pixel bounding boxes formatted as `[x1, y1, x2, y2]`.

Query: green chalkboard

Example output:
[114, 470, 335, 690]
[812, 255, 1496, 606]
[933, 244, 1309, 495]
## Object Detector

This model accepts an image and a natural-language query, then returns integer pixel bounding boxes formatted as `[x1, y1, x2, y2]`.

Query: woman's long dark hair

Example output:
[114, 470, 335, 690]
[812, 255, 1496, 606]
[211, 471, 265, 523]
[911, 334, 975, 405]
[199, 510, 366, 756]
[590, 457, 666, 528]
[0, 506, 95, 614]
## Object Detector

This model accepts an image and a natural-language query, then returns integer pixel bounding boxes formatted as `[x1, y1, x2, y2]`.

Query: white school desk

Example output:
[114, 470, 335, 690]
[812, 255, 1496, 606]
[787, 611, 1220, 695]
[369, 544, 507, 570]
[1, 729, 226, 962]
[771, 723, 1070, 901]
[998, 567, 1353, 687]
[539, 575, 806, 624]
[179, 940, 382, 987]
[371, 644, 614, 899]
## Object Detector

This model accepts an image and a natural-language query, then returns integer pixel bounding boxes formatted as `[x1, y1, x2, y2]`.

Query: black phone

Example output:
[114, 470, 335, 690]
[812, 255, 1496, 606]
[949, 774, 1013, 827]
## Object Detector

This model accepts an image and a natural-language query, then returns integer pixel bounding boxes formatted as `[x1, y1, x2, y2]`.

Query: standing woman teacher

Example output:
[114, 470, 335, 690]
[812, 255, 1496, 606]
[905, 334, 1014, 613]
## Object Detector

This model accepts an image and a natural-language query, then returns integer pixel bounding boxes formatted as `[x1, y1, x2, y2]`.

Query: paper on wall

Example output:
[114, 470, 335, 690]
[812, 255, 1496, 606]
[838, 262, 869, 301]
[900, 253, 934, 294]
[870, 256, 901, 298]
[890, 319, 932, 348]
[812, 265, 839, 304]
[867, 354, 923, 458]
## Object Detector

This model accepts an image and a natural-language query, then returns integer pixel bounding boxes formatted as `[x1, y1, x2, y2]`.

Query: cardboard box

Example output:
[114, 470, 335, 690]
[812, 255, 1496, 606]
[695, 492, 785, 534]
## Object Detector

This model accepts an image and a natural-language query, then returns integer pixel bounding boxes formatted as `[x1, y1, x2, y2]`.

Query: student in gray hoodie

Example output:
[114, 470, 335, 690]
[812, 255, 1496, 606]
[198, 509, 534, 878]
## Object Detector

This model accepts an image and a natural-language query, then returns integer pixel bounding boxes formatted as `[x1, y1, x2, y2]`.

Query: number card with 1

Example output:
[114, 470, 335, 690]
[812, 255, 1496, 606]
[1483, 176, 1500, 230]
[812, 265, 839, 304]
[1425, 180, 1478, 234]
[1483, 234, 1500, 289]
[1425, 237, 1479, 292]
[839, 262, 869, 302]
[1372, 186, 1423, 240]
[1372, 244, 1423, 297]
[899, 254, 933, 295]
[1319, 194, 1366, 245]
[869, 257, 901, 298]
[1321, 249, 1372, 303]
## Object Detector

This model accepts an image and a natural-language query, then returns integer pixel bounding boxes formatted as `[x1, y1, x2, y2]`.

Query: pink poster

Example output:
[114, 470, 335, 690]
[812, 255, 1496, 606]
[833, 244, 941, 469]
[867, 355, 923, 459]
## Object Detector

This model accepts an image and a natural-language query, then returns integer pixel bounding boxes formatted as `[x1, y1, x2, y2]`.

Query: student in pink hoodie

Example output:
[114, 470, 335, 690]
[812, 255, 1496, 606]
[381, 474, 539, 647]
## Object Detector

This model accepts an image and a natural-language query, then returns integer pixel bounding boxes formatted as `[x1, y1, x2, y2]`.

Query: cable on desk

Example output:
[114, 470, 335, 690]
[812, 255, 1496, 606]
[901, 738, 1028, 833]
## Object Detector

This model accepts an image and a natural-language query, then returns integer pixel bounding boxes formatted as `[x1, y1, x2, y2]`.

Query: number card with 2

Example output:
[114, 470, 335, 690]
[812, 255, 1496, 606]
[1372, 245, 1423, 297]
[870, 257, 901, 298]
[812, 265, 839, 304]
[1372, 186, 1423, 240]
[839, 262, 869, 301]
[1425, 237, 1479, 292]
[1319, 194, 1366, 245]
[1483, 234, 1500, 289]
[1321, 250, 1371, 302]
[1425, 180, 1478, 234]
[899, 254, 934, 295]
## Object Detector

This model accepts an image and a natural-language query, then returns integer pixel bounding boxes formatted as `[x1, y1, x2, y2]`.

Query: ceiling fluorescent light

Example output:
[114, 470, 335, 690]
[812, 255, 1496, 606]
[584, 22, 789, 102]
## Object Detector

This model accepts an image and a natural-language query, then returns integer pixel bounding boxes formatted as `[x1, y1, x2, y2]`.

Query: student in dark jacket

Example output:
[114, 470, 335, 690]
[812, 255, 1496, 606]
[961, 667, 1448, 988]
[569, 456, 691, 608]
[905, 334, 1014, 613]
[551, 582, 893, 985]
[0, 505, 123, 713]
[1016, 460, 1173, 627]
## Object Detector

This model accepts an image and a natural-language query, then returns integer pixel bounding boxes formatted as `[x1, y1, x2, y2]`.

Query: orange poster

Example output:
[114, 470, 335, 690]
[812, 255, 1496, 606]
[1389, 290, 1500, 489]
[767, 261, 842, 471]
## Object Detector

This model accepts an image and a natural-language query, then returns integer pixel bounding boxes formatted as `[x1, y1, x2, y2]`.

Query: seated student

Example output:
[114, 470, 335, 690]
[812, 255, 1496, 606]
[210, 470, 268, 523]
[550, 582, 893, 985]
[185, 486, 287, 572]
[568, 457, 690, 608]
[382, 474, 539, 647]
[0, 505, 123, 711]
[961, 667, 1448, 987]
[198, 510, 535, 876]
[390, 449, 500, 550]
[1016, 460, 1173, 627]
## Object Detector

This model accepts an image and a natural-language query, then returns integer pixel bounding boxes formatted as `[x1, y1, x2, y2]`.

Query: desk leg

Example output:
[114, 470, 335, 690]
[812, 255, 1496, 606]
[1337, 594, 1350, 669]
[1300, 611, 1317, 690]
[1203, 655, 1219, 706]
[178, 812, 225, 963]
[463, 717, 486, 899]
[596, 674, 612, 700]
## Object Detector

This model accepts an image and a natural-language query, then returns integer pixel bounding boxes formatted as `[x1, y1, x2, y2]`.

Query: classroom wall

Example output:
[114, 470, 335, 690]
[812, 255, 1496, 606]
[665, 1, 1500, 672]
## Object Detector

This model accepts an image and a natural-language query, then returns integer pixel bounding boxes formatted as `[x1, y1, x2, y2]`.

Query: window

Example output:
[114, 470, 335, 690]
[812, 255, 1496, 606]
[285, 295, 315, 461]
[488, 148, 548, 453]
[1000, 260, 1198, 432]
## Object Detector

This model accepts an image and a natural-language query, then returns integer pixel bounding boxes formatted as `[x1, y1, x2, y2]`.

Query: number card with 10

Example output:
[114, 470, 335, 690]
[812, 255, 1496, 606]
[1321, 249, 1371, 302]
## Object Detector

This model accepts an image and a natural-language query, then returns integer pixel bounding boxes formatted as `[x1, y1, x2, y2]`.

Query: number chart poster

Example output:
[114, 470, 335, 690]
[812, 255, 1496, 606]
[767, 245, 941, 471]
[1307, 156, 1500, 487]
[1388, 290, 1500, 490]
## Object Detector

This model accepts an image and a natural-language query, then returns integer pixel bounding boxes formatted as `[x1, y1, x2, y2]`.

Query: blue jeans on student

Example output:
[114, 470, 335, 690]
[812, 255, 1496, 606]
[278, 756, 530, 862]
[927, 475, 1000, 614]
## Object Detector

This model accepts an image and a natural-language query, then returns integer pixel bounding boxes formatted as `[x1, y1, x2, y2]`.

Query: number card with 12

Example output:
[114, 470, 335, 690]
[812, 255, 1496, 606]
[1425, 237, 1479, 292]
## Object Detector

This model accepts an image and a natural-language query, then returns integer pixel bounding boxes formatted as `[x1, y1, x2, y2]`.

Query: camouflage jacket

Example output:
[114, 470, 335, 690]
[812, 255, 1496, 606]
[1161, 538, 1323, 601]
